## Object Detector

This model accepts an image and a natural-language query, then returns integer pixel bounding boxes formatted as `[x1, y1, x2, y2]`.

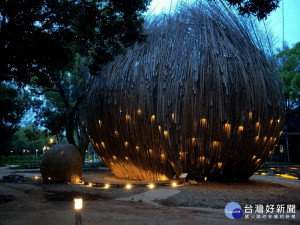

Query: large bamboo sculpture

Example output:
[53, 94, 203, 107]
[86, 2, 284, 181]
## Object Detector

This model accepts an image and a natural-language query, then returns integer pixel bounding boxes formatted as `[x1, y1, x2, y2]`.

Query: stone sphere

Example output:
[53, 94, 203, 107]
[40, 144, 83, 183]
[86, 3, 284, 181]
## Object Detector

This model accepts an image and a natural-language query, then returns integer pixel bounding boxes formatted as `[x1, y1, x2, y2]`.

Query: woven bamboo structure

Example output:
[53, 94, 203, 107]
[40, 144, 83, 183]
[86, 2, 284, 181]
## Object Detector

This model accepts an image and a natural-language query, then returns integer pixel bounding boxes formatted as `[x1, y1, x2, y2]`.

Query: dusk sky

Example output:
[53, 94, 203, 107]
[148, 0, 300, 50]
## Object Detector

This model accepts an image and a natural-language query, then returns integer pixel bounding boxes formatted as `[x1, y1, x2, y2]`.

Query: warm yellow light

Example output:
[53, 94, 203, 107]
[238, 126, 244, 133]
[50, 138, 54, 144]
[158, 125, 162, 133]
[249, 112, 253, 120]
[161, 153, 165, 159]
[113, 155, 117, 160]
[252, 155, 256, 160]
[171, 182, 177, 187]
[126, 114, 131, 121]
[151, 115, 155, 123]
[211, 141, 220, 149]
[114, 131, 119, 137]
[34, 176, 39, 180]
[224, 123, 231, 137]
[104, 184, 110, 189]
[125, 156, 129, 161]
[204, 177, 207, 181]
[101, 142, 106, 149]
[200, 118, 207, 126]
[277, 119, 280, 123]
[148, 183, 155, 189]
[172, 113, 175, 121]
[255, 136, 259, 142]
[111, 162, 114, 165]
[191, 137, 195, 145]
[125, 184, 132, 189]
[48, 177, 52, 181]
[270, 120, 273, 125]
[164, 130, 168, 138]
[199, 156, 205, 162]
[149, 149, 153, 154]
[255, 122, 260, 130]
[263, 137, 267, 142]
[74, 198, 83, 210]
[260, 172, 267, 175]
[98, 120, 102, 128]
[280, 131, 283, 136]
[275, 174, 298, 180]
[137, 109, 142, 116]
[217, 162, 223, 168]
[88, 183, 93, 187]
[136, 146, 140, 151]
[124, 142, 128, 147]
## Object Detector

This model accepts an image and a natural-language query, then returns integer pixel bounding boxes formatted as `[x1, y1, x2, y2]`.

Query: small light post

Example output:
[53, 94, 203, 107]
[74, 198, 83, 225]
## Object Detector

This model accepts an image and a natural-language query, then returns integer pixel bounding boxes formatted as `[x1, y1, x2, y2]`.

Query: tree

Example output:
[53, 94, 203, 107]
[224, 0, 280, 20]
[0, 0, 150, 159]
[276, 42, 300, 121]
[0, 83, 33, 154]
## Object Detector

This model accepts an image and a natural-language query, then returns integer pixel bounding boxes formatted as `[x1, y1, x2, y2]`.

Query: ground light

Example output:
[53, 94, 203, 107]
[74, 198, 83, 225]
[275, 174, 298, 180]
[125, 184, 132, 189]
[148, 183, 155, 189]
[104, 184, 110, 189]
[171, 182, 177, 187]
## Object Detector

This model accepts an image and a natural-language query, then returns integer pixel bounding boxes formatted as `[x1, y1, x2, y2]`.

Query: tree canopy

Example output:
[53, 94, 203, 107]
[277, 42, 300, 120]
[0, 0, 150, 85]
[0, 83, 34, 152]
[225, 0, 280, 20]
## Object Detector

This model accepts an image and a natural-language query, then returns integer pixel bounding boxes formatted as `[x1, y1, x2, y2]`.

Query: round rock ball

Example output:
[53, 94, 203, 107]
[40, 144, 83, 183]
[86, 3, 284, 181]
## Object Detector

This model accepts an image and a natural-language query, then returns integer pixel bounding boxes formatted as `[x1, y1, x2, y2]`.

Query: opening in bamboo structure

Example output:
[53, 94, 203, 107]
[85, 2, 284, 181]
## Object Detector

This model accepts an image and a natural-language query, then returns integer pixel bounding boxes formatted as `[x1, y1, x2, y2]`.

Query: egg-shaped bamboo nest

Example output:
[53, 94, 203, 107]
[86, 2, 284, 181]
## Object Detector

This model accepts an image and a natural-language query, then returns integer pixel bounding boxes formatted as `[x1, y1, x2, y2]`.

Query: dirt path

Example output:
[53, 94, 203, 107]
[1, 182, 298, 225]
[1, 167, 300, 225]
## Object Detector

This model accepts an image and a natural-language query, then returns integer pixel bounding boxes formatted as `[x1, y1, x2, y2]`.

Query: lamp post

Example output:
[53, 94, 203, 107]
[74, 198, 83, 225]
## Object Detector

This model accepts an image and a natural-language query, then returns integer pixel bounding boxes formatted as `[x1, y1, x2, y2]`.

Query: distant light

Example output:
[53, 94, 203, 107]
[125, 184, 132, 189]
[88, 183, 93, 187]
[275, 174, 298, 180]
[171, 182, 177, 187]
[104, 184, 110, 189]
[148, 183, 155, 189]
[34, 176, 39, 180]
[50, 138, 54, 144]
[74, 198, 83, 210]
[204, 177, 207, 181]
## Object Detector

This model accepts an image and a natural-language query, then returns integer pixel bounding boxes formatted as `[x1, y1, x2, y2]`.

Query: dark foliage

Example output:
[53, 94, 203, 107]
[225, 0, 280, 20]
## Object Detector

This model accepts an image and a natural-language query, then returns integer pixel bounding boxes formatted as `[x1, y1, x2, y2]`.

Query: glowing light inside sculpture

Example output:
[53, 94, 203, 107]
[86, 2, 284, 181]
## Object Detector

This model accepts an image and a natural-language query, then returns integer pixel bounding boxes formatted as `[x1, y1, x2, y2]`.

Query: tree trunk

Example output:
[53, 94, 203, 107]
[78, 123, 89, 164]
[66, 110, 76, 146]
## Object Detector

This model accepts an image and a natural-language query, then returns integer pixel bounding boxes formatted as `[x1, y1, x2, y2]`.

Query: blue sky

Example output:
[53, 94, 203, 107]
[148, 0, 300, 50]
